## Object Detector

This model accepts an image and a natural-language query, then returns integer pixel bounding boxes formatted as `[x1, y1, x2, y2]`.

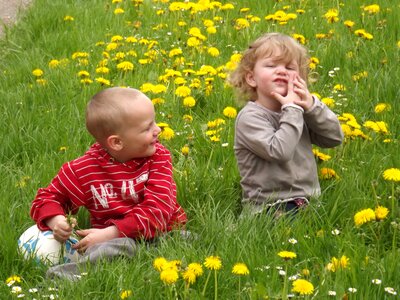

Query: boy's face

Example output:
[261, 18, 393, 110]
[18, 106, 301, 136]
[246, 51, 300, 101]
[117, 94, 161, 160]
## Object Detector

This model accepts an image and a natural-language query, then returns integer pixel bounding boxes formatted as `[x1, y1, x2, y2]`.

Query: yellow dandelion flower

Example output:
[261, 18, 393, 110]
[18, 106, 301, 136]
[181, 145, 189, 156]
[159, 127, 175, 140]
[206, 26, 217, 34]
[175, 86, 191, 97]
[63, 15, 74, 21]
[333, 84, 346, 91]
[96, 67, 110, 74]
[32, 68, 43, 77]
[120, 289, 133, 299]
[36, 78, 47, 85]
[188, 262, 203, 276]
[354, 29, 373, 40]
[152, 98, 165, 105]
[321, 97, 335, 108]
[292, 33, 306, 45]
[204, 256, 222, 270]
[234, 18, 250, 30]
[182, 268, 197, 285]
[364, 4, 380, 14]
[354, 208, 376, 227]
[326, 255, 350, 272]
[383, 168, 400, 182]
[114, 8, 125, 14]
[183, 114, 193, 123]
[375, 206, 389, 221]
[95, 77, 111, 86]
[187, 37, 201, 47]
[301, 268, 310, 277]
[153, 257, 168, 272]
[117, 61, 134, 72]
[160, 268, 179, 285]
[48, 59, 60, 68]
[80, 78, 93, 84]
[78, 71, 90, 77]
[183, 96, 196, 108]
[344, 20, 355, 28]
[232, 263, 250, 275]
[223, 106, 237, 119]
[207, 47, 220, 57]
[312, 149, 331, 161]
[278, 251, 297, 260]
[169, 48, 183, 58]
[72, 51, 89, 60]
[324, 9, 339, 23]
[6, 275, 22, 285]
[320, 168, 339, 180]
[374, 103, 391, 113]
[292, 279, 314, 295]
[152, 84, 167, 94]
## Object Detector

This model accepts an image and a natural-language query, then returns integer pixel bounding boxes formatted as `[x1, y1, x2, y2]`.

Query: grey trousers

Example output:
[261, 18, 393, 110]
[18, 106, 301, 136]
[46, 238, 137, 281]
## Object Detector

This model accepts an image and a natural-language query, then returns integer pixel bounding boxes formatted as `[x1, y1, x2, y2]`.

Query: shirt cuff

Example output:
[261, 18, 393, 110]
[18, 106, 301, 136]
[281, 103, 304, 113]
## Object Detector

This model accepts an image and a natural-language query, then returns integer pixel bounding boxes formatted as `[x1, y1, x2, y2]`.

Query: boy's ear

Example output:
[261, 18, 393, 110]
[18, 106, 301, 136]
[245, 71, 257, 87]
[106, 135, 123, 151]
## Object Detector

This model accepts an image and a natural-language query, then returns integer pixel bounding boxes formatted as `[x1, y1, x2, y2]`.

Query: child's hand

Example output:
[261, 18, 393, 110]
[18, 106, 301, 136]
[271, 73, 302, 106]
[46, 215, 73, 243]
[73, 226, 119, 253]
[292, 75, 314, 111]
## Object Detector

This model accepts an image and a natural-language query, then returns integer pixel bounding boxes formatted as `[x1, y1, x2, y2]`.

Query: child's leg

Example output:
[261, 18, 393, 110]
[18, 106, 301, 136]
[46, 237, 137, 280]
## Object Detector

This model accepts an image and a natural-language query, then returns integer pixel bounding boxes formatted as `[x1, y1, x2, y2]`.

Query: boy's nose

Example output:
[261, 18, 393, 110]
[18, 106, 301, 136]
[154, 125, 161, 136]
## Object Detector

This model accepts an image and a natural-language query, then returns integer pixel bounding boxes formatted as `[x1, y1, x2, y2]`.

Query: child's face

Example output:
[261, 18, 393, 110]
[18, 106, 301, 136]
[117, 94, 161, 160]
[246, 51, 300, 100]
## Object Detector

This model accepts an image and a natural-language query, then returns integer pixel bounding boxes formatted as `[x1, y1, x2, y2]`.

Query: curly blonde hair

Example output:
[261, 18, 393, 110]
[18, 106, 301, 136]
[227, 32, 310, 102]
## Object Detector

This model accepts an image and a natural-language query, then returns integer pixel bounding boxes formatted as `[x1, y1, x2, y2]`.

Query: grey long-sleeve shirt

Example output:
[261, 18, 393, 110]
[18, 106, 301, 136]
[234, 99, 343, 206]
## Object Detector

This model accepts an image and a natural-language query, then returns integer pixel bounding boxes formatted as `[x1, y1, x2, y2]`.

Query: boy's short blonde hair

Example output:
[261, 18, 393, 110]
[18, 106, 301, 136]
[228, 32, 310, 102]
[86, 87, 143, 144]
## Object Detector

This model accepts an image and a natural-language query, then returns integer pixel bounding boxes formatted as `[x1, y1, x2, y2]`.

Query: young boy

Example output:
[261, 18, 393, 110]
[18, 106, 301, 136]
[27, 87, 187, 278]
[228, 32, 343, 216]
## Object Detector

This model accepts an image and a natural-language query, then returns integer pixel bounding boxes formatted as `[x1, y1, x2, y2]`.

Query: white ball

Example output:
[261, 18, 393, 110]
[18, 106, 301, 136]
[18, 225, 80, 265]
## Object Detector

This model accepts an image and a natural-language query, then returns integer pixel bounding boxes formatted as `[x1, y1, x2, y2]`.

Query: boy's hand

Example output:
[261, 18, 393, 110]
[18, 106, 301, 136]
[46, 215, 73, 243]
[292, 75, 314, 111]
[73, 226, 120, 253]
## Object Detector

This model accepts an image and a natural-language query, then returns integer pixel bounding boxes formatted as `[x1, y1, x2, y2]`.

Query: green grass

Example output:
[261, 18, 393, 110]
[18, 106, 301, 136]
[1, 0, 399, 299]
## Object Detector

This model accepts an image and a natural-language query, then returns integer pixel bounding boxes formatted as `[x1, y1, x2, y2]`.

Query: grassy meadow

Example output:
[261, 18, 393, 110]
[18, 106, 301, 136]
[1, 0, 400, 298]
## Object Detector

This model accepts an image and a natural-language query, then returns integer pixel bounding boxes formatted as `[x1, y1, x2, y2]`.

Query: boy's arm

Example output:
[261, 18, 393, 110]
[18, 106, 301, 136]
[105, 148, 186, 239]
[303, 97, 344, 148]
[30, 162, 83, 231]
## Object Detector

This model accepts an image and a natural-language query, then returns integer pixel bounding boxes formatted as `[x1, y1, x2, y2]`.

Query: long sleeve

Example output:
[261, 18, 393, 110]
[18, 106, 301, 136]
[30, 163, 83, 231]
[304, 98, 344, 148]
[235, 104, 305, 162]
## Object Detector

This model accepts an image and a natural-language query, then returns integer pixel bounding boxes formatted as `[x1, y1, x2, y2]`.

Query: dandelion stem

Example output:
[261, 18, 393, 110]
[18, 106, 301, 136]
[214, 269, 218, 300]
[202, 270, 211, 297]
[282, 263, 288, 300]
[238, 277, 241, 300]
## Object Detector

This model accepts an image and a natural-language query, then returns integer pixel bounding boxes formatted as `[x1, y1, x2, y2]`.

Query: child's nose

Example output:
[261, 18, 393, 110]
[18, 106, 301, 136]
[154, 125, 161, 136]
[276, 65, 288, 75]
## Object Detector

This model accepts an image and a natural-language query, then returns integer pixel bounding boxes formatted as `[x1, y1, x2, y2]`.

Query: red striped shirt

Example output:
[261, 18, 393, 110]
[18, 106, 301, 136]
[31, 142, 187, 239]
